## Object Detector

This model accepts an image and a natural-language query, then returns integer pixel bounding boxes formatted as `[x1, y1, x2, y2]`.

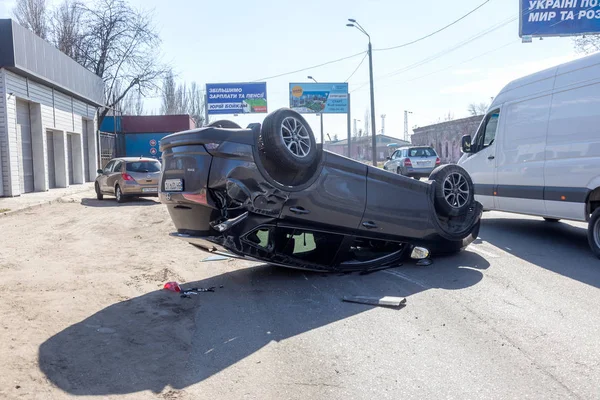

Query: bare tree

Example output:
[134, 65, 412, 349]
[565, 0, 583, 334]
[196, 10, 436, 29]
[13, 0, 48, 38]
[160, 70, 177, 115]
[573, 36, 600, 55]
[49, 0, 83, 59]
[75, 0, 168, 127]
[187, 82, 205, 126]
[133, 90, 144, 115]
[468, 102, 489, 116]
[161, 72, 205, 126]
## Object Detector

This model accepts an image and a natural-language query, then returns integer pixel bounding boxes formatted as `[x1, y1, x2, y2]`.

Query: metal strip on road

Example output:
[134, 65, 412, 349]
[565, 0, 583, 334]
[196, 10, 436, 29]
[382, 269, 430, 289]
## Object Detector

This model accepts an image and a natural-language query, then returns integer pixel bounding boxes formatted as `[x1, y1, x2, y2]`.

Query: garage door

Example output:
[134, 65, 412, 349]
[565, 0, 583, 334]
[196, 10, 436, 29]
[16, 100, 34, 193]
[46, 131, 56, 189]
[82, 119, 90, 181]
[67, 134, 74, 185]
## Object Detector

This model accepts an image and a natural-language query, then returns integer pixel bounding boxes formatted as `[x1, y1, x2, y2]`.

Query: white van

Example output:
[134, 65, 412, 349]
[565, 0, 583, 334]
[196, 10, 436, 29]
[458, 52, 600, 258]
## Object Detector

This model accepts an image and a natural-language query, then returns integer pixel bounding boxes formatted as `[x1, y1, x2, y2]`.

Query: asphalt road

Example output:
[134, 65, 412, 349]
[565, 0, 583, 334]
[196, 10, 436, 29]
[2, 194, 599, 400]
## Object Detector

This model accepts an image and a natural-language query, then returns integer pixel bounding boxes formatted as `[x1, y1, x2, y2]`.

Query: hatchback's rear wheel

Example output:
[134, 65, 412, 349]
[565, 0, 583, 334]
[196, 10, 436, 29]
[115, 185, 125, 204]
[544, 218, 560, 223]
[95, 182, 103, 200]
[429, 164, 474, 217]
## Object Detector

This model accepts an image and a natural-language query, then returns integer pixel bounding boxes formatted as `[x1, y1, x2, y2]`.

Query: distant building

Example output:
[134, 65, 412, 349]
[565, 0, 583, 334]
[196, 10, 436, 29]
[100, 115, 196, 160]
[411, 115, 482, 164]
[324, 134, 410, 161]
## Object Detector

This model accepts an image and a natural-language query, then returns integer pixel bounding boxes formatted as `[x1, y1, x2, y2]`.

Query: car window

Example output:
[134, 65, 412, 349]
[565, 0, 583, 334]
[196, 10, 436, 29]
[408, 147, 436, 157]
[127, 161, 161, 173]
[104, 161, 115, 173]
[474, 110, 500, 151]
[112, 161, 123, 173]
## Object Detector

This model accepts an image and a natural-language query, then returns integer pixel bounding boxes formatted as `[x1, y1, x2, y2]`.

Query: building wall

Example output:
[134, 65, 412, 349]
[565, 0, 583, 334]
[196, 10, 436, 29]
[0, 68, 99, 197]
[411, 116, 482, 164]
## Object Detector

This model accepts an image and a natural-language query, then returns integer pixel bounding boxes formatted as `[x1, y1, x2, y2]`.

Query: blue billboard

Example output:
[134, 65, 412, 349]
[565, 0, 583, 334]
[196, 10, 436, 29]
[520, 0, 600, 37]
[289, 83, 349, 114]
[206, 82, 267, 115]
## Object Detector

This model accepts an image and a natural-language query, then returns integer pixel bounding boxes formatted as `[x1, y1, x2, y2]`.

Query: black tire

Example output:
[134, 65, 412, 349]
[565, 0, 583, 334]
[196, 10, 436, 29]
[429, 164, 475, 217]
[396, 167, 403, 176]
[428, 220, 481, 256]
[544, 218, 560, 223]
[208, 120, 242, 129]
[115, 185, 125, 204]
[587, 208, 600, 259]
[95, 182, 103, 200]
[260, 108, 317, 171]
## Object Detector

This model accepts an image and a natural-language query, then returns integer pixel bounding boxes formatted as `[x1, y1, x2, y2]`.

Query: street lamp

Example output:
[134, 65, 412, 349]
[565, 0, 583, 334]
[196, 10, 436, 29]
[347, 18, 377, 166]
[307, 76, 324, 144]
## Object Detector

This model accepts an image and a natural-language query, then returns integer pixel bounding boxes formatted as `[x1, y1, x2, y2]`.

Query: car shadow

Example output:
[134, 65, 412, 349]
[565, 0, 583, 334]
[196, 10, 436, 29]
[38, 252, 489, 396]
[480, 217, 600, 288]
[80, 197, 160, 207]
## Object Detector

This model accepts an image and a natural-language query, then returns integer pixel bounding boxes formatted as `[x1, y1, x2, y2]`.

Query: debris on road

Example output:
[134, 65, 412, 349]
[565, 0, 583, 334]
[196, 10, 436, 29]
[202, 255, 230, 262]
[163, 281, 181, 292]
[416, 259, 433, 266]
[185, 286, 216, 293]
[342, 296, 407, 308]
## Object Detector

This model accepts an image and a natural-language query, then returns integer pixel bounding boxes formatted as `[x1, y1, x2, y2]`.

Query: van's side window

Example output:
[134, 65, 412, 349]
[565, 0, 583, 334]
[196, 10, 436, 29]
[475, 110, 500, 151]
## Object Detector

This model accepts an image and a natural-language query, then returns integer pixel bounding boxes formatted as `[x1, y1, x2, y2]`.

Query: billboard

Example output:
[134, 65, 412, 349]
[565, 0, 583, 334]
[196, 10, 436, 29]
[289, 83, 349, 114]
[206, 82, 267, 115]
[520, 0, 600, 37]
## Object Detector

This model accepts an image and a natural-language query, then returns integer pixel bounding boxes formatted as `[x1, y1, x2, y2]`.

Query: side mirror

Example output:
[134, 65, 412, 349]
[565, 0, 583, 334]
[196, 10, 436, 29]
[97, 169, 103, 174]
[386, 156, 392, 161]
[461, 135, 472, 154]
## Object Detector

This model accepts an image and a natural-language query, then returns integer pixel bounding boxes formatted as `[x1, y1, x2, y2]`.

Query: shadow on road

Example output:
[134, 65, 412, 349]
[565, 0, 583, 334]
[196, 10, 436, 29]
[38, 252, 489, 396]
[480, 217, 600, 288]
[80, 197, 160, 207]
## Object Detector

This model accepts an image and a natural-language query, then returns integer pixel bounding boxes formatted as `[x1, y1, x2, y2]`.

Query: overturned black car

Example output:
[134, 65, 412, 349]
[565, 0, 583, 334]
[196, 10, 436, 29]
[158, 108, 482, 272]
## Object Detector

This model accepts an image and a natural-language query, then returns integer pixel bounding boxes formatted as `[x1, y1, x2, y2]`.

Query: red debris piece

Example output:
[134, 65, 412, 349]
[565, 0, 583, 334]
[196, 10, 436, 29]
[163, 281, 181, 292]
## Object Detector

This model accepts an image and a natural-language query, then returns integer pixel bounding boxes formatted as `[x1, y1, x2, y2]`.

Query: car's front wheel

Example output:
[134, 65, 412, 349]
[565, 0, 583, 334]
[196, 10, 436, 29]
[429, 164, 475, 217]
[587, 208, 600, 259]
[95, 182, 103, 200]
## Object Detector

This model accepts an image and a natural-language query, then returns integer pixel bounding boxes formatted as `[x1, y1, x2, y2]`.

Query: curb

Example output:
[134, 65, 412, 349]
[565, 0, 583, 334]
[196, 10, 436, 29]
[0, 185, 95, 218]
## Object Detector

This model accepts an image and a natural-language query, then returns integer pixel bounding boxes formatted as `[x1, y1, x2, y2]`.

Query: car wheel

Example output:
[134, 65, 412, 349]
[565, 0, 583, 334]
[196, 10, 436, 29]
[260, 108, 318, 171]
[208, 120, 242, 129]
[115, 185, 125, 204]
[428, 220, 481, 256]
[396, 167, 403, 176]
[95, 182, 103, 200]
[429, 164, 475, 217]
[587, 208, 600, 259]
[544, 218, 560, 222]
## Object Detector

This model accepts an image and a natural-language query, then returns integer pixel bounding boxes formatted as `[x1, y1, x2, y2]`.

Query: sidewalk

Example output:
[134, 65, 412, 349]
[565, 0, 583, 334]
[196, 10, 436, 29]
[0, 183, 95, 216]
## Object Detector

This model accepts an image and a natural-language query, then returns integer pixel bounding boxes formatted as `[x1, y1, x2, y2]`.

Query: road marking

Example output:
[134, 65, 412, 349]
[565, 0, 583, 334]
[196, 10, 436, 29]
[383, 270, 430, 289]
[468, 245, 499, 258]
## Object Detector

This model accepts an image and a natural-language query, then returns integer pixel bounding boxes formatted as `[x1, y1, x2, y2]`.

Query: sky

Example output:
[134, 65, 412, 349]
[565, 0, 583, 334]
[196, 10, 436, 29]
[0, 0, 586, 141]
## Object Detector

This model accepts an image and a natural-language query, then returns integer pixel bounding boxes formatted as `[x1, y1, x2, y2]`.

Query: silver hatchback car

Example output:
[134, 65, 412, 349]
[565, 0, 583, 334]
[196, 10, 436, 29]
[95, 157, 161, 203]
[383, 146, 440, 179]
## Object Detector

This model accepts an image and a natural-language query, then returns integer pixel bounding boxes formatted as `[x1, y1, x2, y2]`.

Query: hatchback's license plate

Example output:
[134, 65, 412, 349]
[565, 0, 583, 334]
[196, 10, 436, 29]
[164, 179, 183, 192]
[142, 187, 158, 193]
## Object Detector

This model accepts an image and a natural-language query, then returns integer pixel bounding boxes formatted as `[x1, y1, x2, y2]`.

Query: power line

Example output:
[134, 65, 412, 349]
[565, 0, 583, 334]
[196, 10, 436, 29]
[345, 52, 369, 82]
[350, 15, 516, 93]
[251, 51, 366, 82]
[374, 0, 493, 52]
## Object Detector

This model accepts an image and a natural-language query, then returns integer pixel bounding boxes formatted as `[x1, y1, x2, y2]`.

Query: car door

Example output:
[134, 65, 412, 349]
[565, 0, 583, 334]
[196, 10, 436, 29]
[279, 151, 367, 232]
[459, 110, 500, 210]
[99, 160, 115, 192]
[107, 160, 123, 194]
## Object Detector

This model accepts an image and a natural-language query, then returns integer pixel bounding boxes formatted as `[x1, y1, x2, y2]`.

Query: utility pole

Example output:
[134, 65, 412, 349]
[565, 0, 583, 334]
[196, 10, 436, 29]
[307, 76, 324, 143]
[347, 19, 377, 166]
[381, 114, 386, 135]
[404, 110, 412, 142]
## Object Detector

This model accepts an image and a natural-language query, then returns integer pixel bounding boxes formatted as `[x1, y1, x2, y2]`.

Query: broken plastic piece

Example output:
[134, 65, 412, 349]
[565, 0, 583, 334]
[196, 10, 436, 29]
[342, 296, 407, 308]
[163, 281, 181, 292]
[202, 255, 230, 262]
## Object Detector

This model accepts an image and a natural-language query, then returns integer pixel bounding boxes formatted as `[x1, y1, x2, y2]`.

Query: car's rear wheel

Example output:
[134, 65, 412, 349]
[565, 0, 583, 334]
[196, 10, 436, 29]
[260, 108, 317, 171]
[115, 185, 125, 204]
[95, 182, 103, 200]
[587, 208, 600, 259]
[544, 218, 560, 222]
[396, 167, 402, 176]
[429, 164, 474, 217]
[208, 120, 242, 129]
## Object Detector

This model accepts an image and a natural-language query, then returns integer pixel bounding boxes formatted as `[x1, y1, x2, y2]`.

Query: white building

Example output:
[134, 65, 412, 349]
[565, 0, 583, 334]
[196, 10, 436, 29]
[0, 19, 104, 197]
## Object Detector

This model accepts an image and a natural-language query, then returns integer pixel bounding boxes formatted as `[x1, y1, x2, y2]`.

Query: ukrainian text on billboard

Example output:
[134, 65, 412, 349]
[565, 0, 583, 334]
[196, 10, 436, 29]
[206, 83, 267, 115]
[521, 0, 600, 37]
[289, 83, 349, 114]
